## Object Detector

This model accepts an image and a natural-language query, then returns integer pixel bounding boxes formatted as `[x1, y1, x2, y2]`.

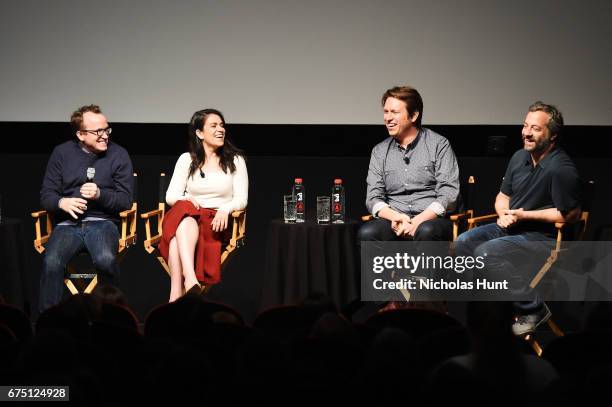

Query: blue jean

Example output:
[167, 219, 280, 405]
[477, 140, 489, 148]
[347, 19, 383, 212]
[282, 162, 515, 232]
[455, 223, 554, 313]
[39, 220, 120, 312]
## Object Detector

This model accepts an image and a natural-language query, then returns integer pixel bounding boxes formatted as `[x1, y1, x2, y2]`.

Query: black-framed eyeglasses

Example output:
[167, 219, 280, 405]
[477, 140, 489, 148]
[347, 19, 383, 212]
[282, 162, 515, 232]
[80, 127, 112, 138]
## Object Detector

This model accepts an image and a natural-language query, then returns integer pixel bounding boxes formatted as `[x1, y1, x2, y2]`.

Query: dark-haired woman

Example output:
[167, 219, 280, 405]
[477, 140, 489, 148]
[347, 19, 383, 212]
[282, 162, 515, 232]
[159, 109, 248, 302]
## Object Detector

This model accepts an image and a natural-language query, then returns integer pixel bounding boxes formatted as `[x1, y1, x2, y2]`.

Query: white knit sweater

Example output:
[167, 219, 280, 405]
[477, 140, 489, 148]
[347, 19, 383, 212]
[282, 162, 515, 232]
[165, 152, 248, 213]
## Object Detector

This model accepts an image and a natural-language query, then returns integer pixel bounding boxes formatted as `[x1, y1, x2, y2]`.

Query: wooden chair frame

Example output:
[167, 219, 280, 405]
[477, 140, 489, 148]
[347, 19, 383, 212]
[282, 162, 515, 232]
[32, 174, 138, 294]
[140, 173, 246, 291]
[466, 180, 593, 355]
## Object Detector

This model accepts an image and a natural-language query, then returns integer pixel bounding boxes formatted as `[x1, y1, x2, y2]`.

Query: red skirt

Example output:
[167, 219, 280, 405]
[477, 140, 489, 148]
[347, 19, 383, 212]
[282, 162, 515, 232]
[158, 200, 228, 284]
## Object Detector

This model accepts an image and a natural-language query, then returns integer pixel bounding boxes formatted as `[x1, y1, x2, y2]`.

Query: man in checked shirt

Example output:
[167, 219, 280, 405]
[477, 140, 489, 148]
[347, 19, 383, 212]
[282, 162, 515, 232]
[358, 85, 460, 242]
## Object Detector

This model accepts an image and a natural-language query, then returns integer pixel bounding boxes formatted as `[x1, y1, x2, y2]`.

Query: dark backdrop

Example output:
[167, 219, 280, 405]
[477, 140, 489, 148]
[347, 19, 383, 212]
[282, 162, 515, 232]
[1, 122, 610, 323]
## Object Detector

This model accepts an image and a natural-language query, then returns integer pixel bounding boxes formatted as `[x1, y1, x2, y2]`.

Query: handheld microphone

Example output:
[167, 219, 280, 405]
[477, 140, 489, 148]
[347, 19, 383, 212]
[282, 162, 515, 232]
[87, 167, 96, 182]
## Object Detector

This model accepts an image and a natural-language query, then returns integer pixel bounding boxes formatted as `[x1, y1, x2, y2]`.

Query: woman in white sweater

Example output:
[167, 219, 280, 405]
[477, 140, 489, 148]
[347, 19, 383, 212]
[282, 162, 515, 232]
[159, 109, 248, 302]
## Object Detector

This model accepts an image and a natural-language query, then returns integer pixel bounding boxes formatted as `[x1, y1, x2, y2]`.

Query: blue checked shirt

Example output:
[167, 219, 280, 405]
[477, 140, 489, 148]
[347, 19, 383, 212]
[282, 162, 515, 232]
[366, 128, 459, 217]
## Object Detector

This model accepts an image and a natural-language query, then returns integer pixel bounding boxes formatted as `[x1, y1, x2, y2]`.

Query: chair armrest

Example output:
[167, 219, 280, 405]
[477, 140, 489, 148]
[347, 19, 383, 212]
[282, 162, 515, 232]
[31, 209, 53, 253]
[119, 206, 136, 218]
[467, 214, 499, 226]
[467, 215, 571, 243]
[559, 213, 593, 241]
[449, 210, 474, 221]
[231, 210, 245, 219]
[450, 210, 474, 241]
[141, 208, 164, 219]
[231, 210, 246, 241]
[221, 210, 247, 265]
[119, 203, 138, 252]
[142, 204, 165, 254]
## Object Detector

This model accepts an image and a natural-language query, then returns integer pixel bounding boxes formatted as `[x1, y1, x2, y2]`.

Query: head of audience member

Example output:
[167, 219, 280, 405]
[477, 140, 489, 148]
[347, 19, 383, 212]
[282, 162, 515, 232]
[381, 86, 423, 139]
[187, 108, 244, 177]
[36, 294, 103, 340]
[71, 104, 111, 154]
[93, 284, 128, 306]
[522, 101, 563, 156]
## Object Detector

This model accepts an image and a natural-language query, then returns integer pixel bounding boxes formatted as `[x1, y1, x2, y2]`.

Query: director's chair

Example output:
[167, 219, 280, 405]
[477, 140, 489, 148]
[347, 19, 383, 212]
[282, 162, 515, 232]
[32, 173, 138, 294]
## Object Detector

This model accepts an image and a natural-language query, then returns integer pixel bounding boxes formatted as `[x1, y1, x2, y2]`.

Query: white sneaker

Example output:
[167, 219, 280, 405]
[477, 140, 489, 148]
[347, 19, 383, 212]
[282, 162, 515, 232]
[512, 303, 552, 336]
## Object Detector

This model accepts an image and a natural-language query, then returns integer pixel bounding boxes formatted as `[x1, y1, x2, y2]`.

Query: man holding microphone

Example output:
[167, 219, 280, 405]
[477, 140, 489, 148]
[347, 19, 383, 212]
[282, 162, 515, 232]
[38, 104, 133, 312]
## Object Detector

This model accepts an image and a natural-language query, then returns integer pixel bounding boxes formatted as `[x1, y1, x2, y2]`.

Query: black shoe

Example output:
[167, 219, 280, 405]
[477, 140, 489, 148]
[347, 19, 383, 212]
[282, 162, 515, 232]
[185, 283, 202, 296]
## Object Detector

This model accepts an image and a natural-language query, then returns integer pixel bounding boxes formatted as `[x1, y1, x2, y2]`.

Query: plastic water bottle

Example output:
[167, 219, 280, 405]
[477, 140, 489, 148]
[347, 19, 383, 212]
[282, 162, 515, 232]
[331, 178, 345, 223]
[292, 178, 306, 222]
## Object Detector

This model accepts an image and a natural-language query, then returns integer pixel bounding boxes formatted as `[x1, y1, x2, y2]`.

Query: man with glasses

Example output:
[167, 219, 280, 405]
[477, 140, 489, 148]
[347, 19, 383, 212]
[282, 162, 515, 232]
[38, 104, 133, 312]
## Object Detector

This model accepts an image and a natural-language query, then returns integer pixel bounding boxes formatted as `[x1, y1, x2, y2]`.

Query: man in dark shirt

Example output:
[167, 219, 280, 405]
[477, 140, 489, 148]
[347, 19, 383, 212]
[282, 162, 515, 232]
[455, 101, 581, 335]
[39, 105, 133, 312]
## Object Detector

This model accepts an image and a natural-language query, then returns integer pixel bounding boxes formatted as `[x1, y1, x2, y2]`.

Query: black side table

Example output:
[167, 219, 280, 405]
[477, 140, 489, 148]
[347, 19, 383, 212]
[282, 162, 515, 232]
[262, 219, 360, 310]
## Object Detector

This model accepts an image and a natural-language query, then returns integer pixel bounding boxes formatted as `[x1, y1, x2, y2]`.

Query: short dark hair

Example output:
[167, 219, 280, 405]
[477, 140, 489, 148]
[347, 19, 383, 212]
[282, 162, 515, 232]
[71, 104, 103, 132]
[528, 101, 564, 137]
[382, 86, 424, 127]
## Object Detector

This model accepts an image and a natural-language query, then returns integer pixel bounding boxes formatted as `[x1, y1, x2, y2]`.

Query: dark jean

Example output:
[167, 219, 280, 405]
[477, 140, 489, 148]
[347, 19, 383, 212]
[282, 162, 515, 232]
[358, 217, 453, 303]
[39, 220, 120, 312]
[454, 222, 555, 313]
[357, 217, 453, 242]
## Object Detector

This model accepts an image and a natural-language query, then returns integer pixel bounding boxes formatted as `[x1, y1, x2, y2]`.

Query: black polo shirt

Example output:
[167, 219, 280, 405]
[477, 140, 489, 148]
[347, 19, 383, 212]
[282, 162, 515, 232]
[500, 146, 581, 236]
